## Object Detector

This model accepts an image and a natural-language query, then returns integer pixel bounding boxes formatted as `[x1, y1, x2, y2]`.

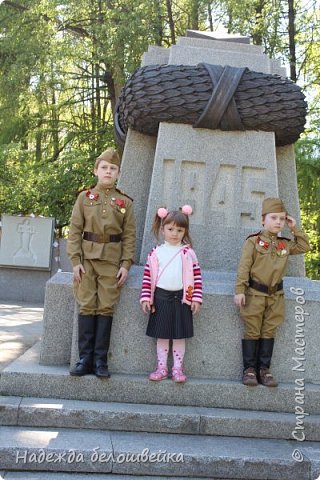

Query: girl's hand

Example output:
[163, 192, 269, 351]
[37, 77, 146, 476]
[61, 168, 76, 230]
[73, 264, 85, 283]
[286, 214, 296, 230]
[141, 301, 155, 314]
[117, 267, 128, 287]
[234, 293, 245, 307]
[191, 301, 201, 314]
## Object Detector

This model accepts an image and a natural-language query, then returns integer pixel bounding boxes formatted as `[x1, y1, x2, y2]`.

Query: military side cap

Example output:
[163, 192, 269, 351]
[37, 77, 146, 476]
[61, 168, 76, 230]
[97, 148, 120, 166]
[262, 197, 287, 215]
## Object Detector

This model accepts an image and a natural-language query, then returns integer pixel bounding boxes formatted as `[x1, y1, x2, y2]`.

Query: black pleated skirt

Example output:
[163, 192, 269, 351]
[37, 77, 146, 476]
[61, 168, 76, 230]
[146, 287, 194, 339]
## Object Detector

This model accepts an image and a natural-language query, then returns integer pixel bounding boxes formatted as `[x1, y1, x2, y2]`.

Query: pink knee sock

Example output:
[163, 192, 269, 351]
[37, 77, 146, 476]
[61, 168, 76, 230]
[156, 339, 169, 369]
[172, 339, 186, 369]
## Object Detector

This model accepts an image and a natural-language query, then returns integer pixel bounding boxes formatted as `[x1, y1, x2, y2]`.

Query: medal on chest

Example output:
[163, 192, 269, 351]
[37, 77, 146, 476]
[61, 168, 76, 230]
[276, 241, 287, 256]
[111, 197, 126, 214]
[86, 190, 99, 205]
[257, 236, 269, 249]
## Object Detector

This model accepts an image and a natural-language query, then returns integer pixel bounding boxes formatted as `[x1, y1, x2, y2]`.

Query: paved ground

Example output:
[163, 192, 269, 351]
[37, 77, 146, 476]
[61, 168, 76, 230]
[0, 301, 43, 372]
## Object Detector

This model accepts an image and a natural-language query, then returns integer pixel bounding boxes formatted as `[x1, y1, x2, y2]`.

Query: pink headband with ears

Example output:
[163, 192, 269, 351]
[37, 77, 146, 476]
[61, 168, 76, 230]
[157, 205, 193, 219]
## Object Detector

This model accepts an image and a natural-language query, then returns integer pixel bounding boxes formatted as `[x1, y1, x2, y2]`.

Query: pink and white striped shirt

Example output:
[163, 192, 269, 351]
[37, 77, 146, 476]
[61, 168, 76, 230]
[140, 244, 203, 306]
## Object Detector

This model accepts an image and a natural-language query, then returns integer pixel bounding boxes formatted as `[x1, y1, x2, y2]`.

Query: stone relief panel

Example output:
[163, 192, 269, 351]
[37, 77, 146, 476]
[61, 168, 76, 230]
[0, 215, 55, 270]
[162, 160, 267, 227]
[140, 124, 278, 270]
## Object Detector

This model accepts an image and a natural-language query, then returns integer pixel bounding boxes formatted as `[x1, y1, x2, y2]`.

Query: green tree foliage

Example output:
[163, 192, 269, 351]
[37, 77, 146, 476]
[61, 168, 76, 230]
[293, 0, 320, 278]
[0, 0, 155, 228]
[295, 140, 320, 279]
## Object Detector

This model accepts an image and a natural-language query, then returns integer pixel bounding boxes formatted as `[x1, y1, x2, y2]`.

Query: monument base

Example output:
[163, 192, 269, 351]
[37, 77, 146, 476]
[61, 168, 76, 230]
[38, 270, 320, 384]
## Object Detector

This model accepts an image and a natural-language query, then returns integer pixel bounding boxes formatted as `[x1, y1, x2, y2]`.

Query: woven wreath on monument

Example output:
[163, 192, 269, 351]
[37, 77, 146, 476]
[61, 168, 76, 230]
[115, 63, 307, 147]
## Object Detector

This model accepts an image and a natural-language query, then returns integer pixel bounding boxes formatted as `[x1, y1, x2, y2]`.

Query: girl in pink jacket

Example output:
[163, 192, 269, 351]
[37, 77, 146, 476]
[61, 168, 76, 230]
[140, 206, 203, 383]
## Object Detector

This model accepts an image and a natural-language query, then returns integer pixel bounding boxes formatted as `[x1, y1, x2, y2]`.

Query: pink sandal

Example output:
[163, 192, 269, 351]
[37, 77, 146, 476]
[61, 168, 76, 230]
[149, 366, 168, 381]
[172, 367, 187, 383]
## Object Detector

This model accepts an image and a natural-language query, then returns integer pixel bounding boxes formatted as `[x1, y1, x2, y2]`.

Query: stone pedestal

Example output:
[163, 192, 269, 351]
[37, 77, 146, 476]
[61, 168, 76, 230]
[39, 270, 320, 387]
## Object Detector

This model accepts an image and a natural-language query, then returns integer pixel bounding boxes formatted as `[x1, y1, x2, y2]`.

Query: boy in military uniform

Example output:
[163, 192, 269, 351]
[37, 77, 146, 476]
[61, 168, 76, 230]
[234, 198, 310, 387]
[67, 148, 136, 378]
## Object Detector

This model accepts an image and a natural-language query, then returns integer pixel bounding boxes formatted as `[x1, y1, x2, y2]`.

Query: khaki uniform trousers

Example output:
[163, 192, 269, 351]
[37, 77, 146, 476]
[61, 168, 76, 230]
[240, 293, 285, 339]
[74, 259, 120, 315]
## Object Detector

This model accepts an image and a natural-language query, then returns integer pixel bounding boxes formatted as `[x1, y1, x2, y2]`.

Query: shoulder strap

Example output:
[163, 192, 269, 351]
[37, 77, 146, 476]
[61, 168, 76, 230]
[115, 187, 133, 201]
[157, 247, 183, 283]
[246, 231, 261, 239]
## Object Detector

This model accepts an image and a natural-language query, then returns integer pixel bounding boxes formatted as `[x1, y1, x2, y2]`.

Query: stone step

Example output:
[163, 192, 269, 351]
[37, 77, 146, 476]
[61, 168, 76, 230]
[1, 344, 320, 414]
[0, 473, 233, 480]
[0, 426, 318, 479]
[0, 395, 319, 442]
[0, 474, 216, 480]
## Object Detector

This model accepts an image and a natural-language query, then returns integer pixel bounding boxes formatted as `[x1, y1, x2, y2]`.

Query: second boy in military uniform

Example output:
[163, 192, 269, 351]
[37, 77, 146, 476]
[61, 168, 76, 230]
[234, 197, 310, 387]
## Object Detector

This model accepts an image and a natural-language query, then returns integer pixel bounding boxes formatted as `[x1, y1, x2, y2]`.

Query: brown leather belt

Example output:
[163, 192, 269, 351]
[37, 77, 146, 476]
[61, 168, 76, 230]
[83, 231, 122, 243]
[249, 278, 283, 296]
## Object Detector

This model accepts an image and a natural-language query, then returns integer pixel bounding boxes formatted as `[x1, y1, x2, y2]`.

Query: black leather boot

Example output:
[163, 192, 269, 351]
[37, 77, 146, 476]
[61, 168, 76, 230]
[70, 314, 95, 376]
[258, 338, 278, 387]
[93, 315, 113, 378]
[242, 339, 259, 386]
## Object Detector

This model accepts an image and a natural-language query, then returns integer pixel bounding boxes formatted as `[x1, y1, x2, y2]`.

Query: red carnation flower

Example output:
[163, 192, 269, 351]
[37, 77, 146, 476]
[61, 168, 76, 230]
[86, 190, 99, 201]
[115, 199, 125, 208]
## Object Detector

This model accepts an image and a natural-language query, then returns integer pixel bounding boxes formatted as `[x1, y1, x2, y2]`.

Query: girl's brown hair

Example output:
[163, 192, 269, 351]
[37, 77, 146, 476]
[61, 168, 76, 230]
[151, 209, 193, 246]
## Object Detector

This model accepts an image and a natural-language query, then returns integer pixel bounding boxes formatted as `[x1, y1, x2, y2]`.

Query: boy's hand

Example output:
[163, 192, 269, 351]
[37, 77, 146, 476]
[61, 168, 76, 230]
[234, 293, 245, 307]
[73, 264, 85, 282]
[117, 267, 128, 287]
[141, 301, 155, 314]
[191, 301, 201, 314]
[286, 214, 296, 230]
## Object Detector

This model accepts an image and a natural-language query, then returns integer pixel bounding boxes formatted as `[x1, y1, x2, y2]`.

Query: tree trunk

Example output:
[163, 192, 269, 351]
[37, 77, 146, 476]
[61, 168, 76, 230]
[252, 0, 265, 45]
[154, 0, 163, 46]
[35, 120, 42, 162]
[226, 5, 233, 34]
[51, 88, 60, 160]
[208, 2, 213, 31]
[102, 68, 117, 116]
[288, 0, 297, 81]
[190, 0, 200, 30]
[166, 0, 176, 44]
[91, 61, 96, 140]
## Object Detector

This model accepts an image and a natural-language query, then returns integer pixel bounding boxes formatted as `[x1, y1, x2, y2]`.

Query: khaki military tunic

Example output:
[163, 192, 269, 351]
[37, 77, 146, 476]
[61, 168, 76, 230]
[67, 184, 136, 315]
[235, 227, 310, 339]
